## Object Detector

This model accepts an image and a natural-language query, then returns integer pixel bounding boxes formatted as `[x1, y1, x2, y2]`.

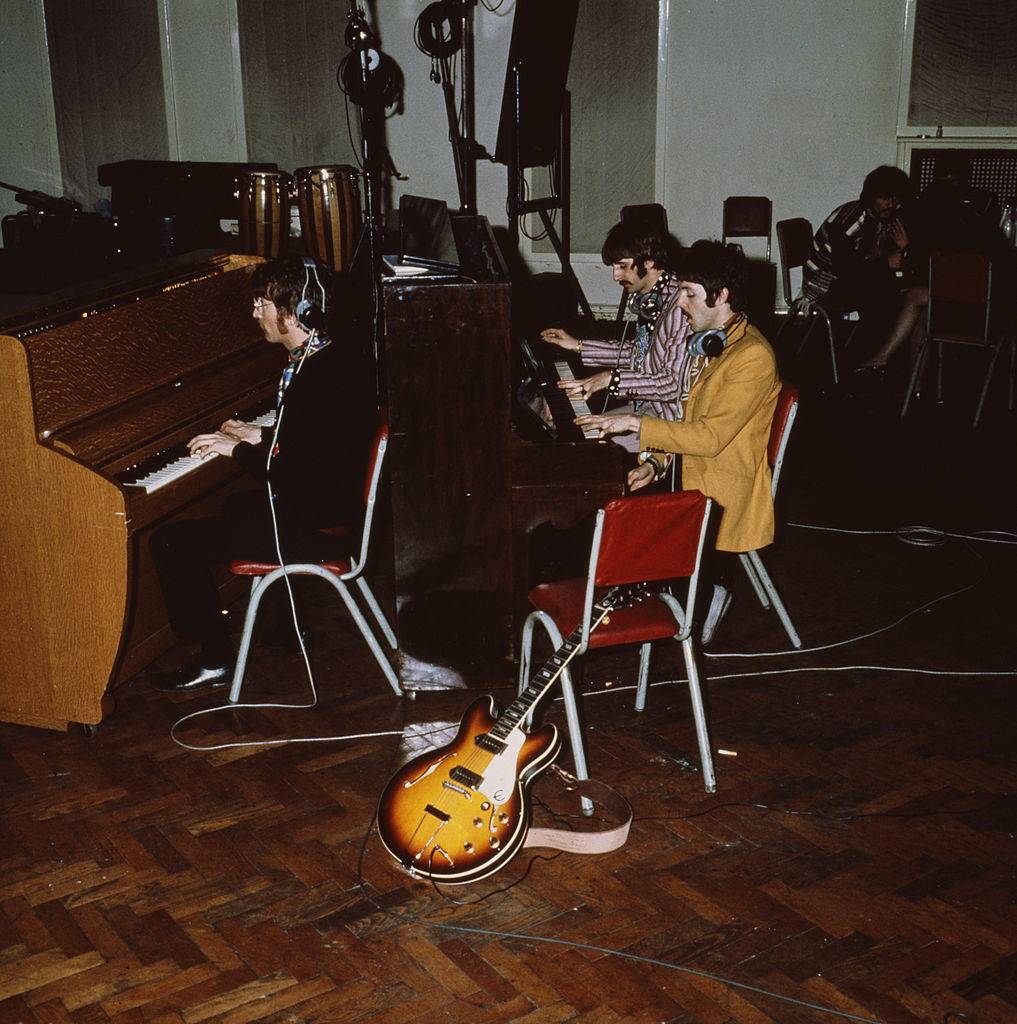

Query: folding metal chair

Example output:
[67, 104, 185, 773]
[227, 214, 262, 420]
[738, 384, 802, 648]
[901, 251, 1015, 428]
[775, 217, 859, 384]
[227, 420, 402, 701]
[517, 490, 717, 807]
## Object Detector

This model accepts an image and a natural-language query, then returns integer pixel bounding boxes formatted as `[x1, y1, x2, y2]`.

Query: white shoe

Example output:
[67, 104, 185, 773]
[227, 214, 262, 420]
[701, 585, 732, 646]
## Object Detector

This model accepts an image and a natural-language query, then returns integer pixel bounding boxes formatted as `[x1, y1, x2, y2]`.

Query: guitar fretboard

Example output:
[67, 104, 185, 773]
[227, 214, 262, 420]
[487, 594, 623, 744]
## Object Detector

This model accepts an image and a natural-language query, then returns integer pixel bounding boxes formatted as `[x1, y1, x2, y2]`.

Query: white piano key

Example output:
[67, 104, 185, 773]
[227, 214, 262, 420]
[125, 410, 276, 493]
[554, 361, 598, 438]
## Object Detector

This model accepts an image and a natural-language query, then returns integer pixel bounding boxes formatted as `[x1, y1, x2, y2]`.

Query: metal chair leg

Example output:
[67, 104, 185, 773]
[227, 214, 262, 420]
[525, 613, 594, 814]
[738, 551, 770, 609]
[681, 637, 716, 793]
[901, 339, 931, 419]
[746, 549, 802, 648]
[634, 642, 652, 712]
[326, 575, 403, 696]
[229, 575, 267, 703]
[973, 342, 1003, 429]
[355, 576, 397, 649]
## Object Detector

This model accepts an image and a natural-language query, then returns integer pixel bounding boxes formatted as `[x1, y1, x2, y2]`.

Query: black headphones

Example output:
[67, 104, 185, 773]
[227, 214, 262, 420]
[295, 256, 328, 333]
[687, 313, 746, 358]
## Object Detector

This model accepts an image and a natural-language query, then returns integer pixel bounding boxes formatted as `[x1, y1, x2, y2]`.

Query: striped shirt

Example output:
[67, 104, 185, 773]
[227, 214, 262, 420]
[578, 277, 705, 424]
[802, 200, 896, 301]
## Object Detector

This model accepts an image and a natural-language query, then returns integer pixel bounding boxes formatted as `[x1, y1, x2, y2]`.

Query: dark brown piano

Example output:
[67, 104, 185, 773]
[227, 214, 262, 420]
[381, 275, 625, 674]
[0, 252, 283, 730]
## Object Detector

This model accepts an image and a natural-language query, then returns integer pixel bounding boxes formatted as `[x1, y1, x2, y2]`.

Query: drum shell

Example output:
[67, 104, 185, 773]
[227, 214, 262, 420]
[237, 171, 291, 257]
[295, 165, 362, 272]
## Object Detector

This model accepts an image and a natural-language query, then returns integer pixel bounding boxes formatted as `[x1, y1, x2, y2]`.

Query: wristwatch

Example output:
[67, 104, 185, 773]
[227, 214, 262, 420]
[637, 451, 668, 480]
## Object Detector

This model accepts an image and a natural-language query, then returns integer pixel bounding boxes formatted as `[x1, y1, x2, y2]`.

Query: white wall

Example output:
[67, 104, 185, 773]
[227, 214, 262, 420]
[0, 0, 61, 222]
[1, 0, 908, 309]
[159, 0, 247, 161]
[373, 0, 514, 228]
[661, 0, 907, 307]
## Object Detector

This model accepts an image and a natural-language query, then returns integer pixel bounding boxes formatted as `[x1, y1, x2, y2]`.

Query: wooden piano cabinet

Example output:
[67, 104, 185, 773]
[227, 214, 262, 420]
[0, 252, 276, 730]
[0, 341, 127, 730]
[380, 277, 626, 675]
[382, 279, 515, 668]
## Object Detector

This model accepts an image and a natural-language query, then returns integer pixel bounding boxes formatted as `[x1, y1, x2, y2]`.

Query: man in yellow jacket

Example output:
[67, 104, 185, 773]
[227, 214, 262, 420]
[576, 240, 781, 644]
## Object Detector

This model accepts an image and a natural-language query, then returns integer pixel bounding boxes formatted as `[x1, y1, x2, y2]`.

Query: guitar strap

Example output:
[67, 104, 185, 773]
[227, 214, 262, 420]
[523, 767, 633, 856]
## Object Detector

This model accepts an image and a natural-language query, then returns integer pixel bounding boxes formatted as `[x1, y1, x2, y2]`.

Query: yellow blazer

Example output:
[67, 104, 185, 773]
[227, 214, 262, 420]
[639, 321, 780, 553]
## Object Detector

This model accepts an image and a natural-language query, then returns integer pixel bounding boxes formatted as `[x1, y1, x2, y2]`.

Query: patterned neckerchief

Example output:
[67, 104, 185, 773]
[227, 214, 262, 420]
[628, 270, 673, 372]
[276, 332, 332, 409]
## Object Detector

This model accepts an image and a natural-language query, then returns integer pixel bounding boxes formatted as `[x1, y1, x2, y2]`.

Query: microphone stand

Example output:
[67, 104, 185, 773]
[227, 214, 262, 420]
[345, 2, 386, 394]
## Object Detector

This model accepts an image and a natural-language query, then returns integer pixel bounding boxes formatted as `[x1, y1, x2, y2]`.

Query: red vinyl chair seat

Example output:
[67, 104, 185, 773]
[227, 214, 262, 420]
[527, 580, 683, 648]
[230, 556, 352, 577]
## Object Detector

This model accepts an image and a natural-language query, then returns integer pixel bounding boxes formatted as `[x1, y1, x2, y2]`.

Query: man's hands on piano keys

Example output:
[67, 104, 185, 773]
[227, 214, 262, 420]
[187, 431, 239, 460]
[539, 327, 581, 353]
[187, 418, 263, 460]
[220, 418, 263, 445]
[558, 370, 612, 401]
[574, 411, 640, 439]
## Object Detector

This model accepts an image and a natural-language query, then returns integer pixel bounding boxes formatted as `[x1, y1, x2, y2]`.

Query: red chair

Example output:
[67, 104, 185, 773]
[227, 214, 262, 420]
[901, 251, 1015, 428]
[517, 490, 716, 806]
[226, 420, 403, 701]
[737, 384, 802, 647]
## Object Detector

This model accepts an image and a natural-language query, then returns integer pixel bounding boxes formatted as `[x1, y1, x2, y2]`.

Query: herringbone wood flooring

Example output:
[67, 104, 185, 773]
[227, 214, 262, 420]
[2, 393, 1016, 1023]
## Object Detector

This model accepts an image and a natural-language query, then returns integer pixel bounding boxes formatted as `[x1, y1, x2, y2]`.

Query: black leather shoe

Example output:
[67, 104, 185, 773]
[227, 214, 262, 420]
[152, 662, 231, 692]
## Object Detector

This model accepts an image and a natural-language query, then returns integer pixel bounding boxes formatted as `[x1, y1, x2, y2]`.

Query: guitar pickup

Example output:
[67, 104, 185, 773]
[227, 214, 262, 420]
[424, 804, 451, 822]
[449, 766, 482, 789]
[475, 733, 506, 755]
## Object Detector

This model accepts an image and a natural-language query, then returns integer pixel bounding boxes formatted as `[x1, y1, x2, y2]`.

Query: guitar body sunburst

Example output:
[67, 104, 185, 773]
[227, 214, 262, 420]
[377, 696, 560, 884]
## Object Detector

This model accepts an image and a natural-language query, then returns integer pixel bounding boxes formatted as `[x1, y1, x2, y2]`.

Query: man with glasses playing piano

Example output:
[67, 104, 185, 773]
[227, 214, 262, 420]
[539, 220, 704, 455]
[149, 256, 375, 691]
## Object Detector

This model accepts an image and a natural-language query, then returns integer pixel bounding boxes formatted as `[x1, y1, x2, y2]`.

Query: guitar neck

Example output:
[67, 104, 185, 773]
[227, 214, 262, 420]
[485, 599, 616, 746]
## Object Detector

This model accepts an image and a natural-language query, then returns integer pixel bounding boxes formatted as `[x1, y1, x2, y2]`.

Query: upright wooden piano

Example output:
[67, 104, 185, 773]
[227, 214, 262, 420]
[0, 252, 282, 730]
[381, 274, 625, 674]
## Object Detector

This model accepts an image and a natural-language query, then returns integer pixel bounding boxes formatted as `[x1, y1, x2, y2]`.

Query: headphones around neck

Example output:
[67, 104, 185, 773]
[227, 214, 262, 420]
[687, 313, 746, 358]
[295, 256, 328, 333]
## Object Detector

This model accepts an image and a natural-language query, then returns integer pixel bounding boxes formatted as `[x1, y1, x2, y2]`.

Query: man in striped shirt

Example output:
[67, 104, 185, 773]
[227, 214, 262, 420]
[803, 166, 915, 340]
[539, 220, 703, 453]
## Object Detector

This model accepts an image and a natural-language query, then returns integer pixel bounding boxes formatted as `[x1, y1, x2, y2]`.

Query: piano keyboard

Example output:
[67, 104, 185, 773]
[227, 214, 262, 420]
[553, 361, 598, 439]
[122, 409, 276, 494]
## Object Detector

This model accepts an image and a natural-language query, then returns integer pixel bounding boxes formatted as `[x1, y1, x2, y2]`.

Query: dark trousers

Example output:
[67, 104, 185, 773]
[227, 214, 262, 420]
[150, 491, 350, 663]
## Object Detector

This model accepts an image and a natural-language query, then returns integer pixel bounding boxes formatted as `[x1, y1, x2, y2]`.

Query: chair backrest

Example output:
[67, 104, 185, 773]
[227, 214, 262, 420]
[620, 202, 669, 236]
[353, 419, 389, 570]
[928, 250, 992, 345]
[776, 217, 814, 305]
[723, 196, 772, 261]
[768, 384, 799, 497]
[573, 491, 709, 648]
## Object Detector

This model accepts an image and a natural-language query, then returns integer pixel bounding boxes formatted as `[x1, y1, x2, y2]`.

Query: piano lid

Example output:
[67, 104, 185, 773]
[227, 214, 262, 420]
[0, 251, 269, 445]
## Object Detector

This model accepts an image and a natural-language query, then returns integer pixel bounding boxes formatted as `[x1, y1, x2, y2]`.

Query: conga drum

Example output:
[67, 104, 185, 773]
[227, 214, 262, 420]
[295, 165, 362, 272]
[237, 171, 291, 257]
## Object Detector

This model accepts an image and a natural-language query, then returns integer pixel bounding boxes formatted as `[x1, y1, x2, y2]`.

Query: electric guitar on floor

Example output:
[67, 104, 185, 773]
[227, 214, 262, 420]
[377, 584, 645, 884]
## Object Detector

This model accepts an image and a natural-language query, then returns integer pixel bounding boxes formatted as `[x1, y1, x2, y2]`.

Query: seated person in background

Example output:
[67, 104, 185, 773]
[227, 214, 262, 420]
[853, 152, 1008, 384]
[539, 220, 704, 452]
[576, 240, 781, 645]
[803, 165, 916, 350]
[150, 256, 376, 691]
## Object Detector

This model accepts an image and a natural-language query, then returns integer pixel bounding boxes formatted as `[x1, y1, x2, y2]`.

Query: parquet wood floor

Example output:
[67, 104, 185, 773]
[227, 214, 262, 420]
[2, 388, 1015, 1023]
